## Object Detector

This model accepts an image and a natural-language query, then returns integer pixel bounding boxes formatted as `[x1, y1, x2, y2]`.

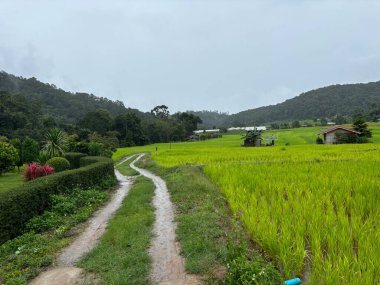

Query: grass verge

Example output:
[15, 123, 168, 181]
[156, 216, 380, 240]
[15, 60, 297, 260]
[136, 156, 282, 284]
[80, 176, 155, 285]
[115, 155, 139, 176]
[0, 176, 116, 285]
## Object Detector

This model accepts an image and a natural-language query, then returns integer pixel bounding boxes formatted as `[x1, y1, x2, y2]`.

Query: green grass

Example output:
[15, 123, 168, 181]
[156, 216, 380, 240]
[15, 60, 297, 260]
[0, 172, 24, 192]
[138, 159, 229, 277]
[115, 155, 139, 176]
[0, 177, 115, 285]
[0, 233, 69, 285]
[80, 176, 155, 285]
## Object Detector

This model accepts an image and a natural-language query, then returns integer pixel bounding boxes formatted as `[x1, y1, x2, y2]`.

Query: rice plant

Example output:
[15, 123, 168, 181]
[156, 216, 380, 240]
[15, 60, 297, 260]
[113, 126, 380, 284]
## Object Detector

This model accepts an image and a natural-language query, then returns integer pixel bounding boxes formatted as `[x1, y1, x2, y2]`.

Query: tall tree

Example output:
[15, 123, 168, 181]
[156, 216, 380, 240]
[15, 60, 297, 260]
[10, 137, 39, 171]
[151, 105, 170, 119]
[352, 115, 372, 138]
[114, 112, 145, 146]
[10, 138, 23, 171]
[0, 142, 18, 175]
[173, 112, 202, 137]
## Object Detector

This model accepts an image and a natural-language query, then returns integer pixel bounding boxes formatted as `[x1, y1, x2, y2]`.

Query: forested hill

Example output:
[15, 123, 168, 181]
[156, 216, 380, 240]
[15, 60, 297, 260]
[0, 71, 144, 123]
[191, 82, 380, 127]
[2, 70, 380, 128]
[225, 82, 380, 125]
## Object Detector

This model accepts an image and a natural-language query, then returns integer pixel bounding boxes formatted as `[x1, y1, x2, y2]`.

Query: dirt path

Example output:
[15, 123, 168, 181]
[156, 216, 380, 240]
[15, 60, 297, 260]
[29, 156, 135, 285]
[29, 154, 199, 285]
[57, 169, 133, 266]
[130, 154, 201, 285]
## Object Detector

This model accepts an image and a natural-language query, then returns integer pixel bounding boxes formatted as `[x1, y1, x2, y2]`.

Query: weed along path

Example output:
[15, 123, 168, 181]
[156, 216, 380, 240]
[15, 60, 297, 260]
[57, 170, 132, 266]
[29, 160, 135, 285]
[130, 154, 200, 285]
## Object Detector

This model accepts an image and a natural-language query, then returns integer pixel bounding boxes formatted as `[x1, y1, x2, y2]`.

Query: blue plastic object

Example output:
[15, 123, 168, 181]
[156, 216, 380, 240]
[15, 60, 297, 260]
[284, 278, 301, 285]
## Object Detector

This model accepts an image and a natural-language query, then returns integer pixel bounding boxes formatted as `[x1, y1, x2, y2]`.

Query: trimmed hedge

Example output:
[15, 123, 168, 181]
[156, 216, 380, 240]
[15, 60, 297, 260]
[46, 157, 71, 172]
[0, 156, 115, 244]
[64, 152, 87, 169]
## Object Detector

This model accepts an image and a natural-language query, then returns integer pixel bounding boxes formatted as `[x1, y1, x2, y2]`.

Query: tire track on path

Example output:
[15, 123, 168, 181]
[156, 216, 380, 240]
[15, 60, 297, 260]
[130, 154, 201, 285]
[29, 156, 135, 285]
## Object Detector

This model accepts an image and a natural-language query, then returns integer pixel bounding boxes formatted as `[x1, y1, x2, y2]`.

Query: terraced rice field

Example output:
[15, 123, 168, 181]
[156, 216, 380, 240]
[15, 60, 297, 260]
[113, 124, 380, 284]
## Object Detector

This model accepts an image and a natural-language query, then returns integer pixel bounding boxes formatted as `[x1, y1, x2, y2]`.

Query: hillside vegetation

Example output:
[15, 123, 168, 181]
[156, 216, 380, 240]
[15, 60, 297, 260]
[191, 82, 380, 127]
[0, 71, 142, 124]
[0, 72, 203, 146]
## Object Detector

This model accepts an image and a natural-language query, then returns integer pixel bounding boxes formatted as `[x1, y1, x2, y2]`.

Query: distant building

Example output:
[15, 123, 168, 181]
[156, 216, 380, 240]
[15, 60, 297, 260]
[205, 129, 220, 133]
[227, 127, 242, 131]
[193, 129, 220, 134]
[327, 122, 336, 126]
[318, 126, 360, 144]
[227, 126, 267, 132]
[244, 126, 267, 131]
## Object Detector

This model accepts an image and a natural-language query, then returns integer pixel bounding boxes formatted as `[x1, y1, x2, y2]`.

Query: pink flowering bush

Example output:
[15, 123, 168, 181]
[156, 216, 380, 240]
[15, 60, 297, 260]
[24, 162, 55, 181]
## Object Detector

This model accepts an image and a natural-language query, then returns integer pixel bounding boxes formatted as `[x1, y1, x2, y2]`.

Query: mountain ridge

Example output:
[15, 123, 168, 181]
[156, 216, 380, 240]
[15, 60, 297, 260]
[191, 81, 380, 127]
[1, 71, 380, 128]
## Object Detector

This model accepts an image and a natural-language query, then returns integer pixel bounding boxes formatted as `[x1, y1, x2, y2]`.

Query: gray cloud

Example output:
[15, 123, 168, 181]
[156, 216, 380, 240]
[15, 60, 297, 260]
[1, 0, 380, 113]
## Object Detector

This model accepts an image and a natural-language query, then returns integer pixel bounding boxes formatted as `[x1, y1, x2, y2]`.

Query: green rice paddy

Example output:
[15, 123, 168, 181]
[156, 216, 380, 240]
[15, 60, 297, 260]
[113, 124, 380, 284]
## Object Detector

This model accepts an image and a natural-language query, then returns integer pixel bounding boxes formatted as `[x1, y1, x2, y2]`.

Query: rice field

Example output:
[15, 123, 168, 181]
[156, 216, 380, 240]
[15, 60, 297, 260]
[113, 124, 380, 284]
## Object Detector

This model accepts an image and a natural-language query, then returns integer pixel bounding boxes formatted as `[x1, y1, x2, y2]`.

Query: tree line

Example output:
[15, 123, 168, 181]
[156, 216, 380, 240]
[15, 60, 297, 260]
[1, 90, 202, 159]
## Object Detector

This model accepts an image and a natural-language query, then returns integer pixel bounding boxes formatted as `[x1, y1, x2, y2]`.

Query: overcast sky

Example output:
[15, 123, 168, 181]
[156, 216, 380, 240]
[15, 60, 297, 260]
[1, 0, 380, 114]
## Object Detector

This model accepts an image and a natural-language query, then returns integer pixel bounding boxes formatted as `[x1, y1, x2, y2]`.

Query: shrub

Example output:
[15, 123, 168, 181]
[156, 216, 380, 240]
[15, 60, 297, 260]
[225, 255, 282, 285]
[24, 163, 55, 181]
[0, 142, 18, 175]
[102, 149, 113, 158]
[88, 142, 104, 156]
[353, 116, 372, 138]
[356, 136, 369, 143]
[73, 141, 90, 154]
[225, 222, 283, 285]
[316, 137, 324, 144]
[64, 152, 87, 169]
[0, 156, 115, 243]
[46, 157, 71, 172]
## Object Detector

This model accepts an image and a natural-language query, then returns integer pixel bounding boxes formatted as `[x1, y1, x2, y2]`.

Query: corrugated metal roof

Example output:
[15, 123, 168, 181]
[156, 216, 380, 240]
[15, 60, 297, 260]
[318, 125, 360, 135]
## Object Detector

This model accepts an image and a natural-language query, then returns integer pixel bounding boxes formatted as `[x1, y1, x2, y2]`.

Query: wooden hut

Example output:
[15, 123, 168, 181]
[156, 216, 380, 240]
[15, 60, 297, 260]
[318, 126, 360, 144]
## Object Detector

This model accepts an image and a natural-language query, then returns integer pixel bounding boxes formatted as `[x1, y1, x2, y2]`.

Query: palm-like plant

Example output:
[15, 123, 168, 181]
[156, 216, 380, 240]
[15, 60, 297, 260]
[43, 128, 67, 158]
